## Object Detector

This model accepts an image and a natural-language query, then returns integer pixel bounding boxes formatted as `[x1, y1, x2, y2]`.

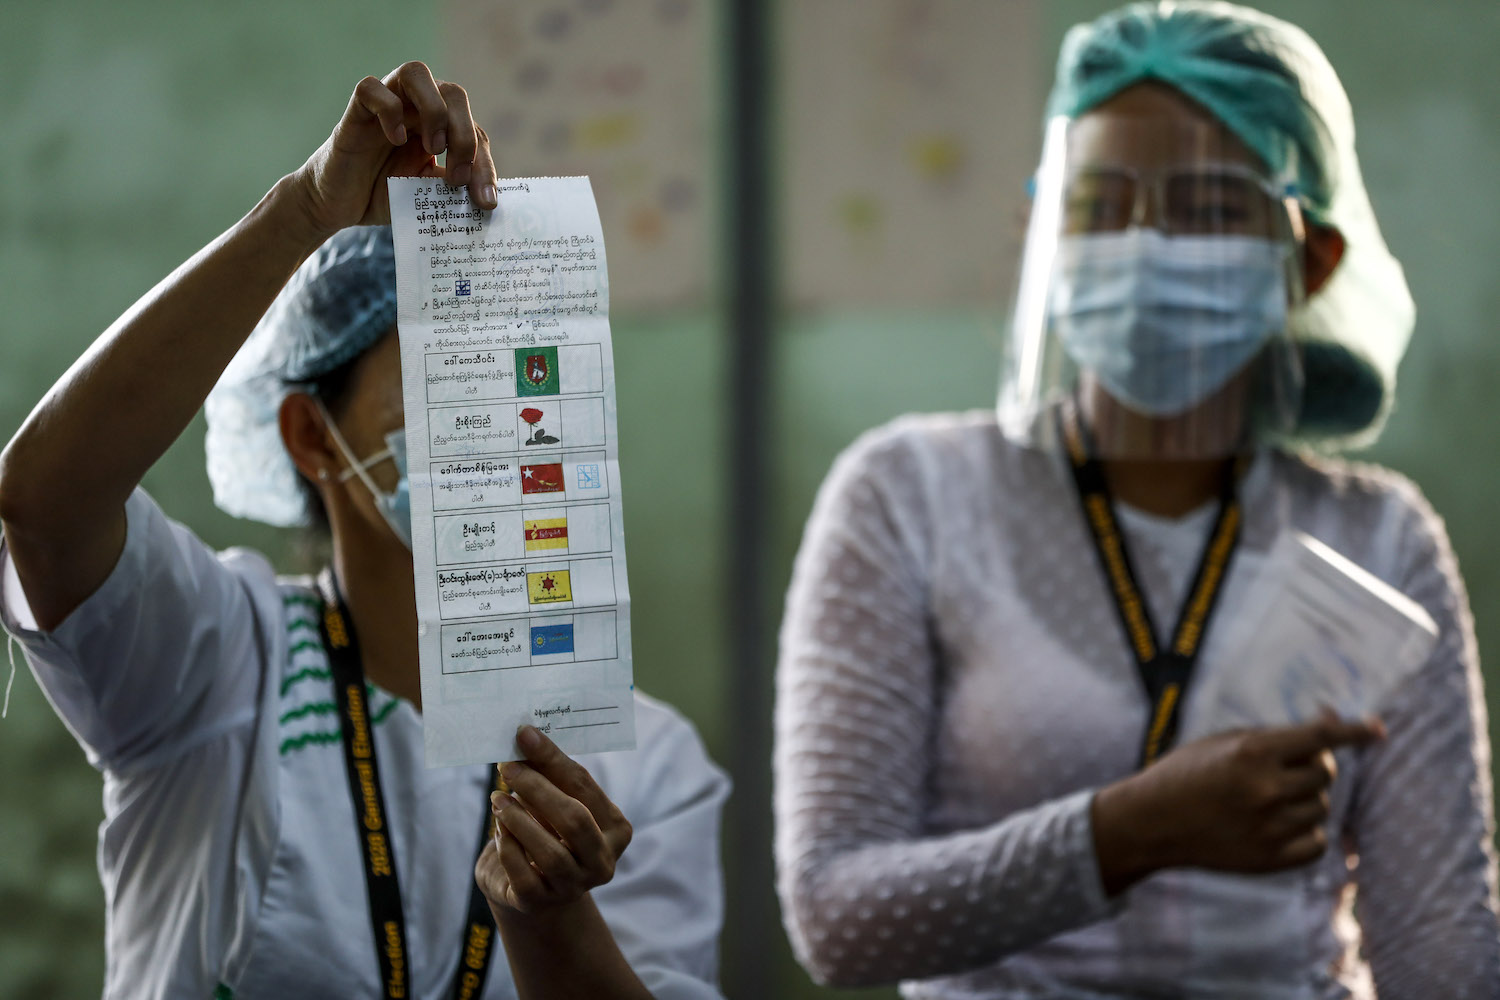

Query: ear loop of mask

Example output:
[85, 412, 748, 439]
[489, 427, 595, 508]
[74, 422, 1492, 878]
[4, 632, 16, 719]
[313, 397, 394, 501]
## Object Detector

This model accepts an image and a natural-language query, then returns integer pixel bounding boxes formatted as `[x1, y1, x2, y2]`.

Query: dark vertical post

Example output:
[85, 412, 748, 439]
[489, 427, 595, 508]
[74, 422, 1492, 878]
[723, 0, 774, 996]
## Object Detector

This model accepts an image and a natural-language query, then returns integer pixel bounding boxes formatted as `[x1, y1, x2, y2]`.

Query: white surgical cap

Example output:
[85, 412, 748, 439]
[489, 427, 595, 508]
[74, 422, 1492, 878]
[204, 226, 396, 526]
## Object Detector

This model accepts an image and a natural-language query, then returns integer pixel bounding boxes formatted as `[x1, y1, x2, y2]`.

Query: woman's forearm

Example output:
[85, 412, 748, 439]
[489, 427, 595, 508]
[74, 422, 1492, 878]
[0, 173, 327, 627]
[2, 172, 324, 526]
[494, 894, 654, 1000]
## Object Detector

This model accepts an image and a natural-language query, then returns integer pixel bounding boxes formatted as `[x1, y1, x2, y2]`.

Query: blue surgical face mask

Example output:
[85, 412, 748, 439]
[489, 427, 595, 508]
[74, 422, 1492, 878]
[315, 399, 412, 550]
[1050, 229, 1289, 417]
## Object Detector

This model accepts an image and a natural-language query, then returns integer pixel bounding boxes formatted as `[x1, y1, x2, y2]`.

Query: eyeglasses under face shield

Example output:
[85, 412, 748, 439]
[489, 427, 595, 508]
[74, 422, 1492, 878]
[1000, 115, 1310, 461]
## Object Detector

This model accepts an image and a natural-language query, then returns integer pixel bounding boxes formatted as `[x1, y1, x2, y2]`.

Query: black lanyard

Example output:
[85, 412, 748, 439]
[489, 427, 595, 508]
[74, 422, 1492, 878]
[1055, 406, 1245, 768]
[317, 568, 501, 1000]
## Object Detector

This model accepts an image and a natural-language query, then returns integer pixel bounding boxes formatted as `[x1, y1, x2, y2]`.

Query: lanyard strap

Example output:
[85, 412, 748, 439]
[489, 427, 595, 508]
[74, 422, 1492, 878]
[1055, 407, 1244, 768]
[454, 768, 507, 1000]
[317, 569, 501, 1000]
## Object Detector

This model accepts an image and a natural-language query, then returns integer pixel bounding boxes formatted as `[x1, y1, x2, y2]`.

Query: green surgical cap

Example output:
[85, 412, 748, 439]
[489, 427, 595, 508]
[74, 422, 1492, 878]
[1046, 1, 1415, 447]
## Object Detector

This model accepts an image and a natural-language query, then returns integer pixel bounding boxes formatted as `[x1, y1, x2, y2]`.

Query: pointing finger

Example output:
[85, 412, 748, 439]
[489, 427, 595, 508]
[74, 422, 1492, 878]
[1261, 714, 1384, 763]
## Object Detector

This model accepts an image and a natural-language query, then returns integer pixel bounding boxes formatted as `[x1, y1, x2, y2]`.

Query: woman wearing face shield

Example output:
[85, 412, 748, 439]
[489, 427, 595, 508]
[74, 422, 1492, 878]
[0, 63, 727, 999]
[774, 4, 1500, 997]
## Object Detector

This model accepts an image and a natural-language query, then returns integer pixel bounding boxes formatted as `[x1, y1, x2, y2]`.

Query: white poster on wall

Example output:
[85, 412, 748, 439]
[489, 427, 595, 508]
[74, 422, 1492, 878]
[782, 0, 1044, 307]
[445, 0, 713, 311]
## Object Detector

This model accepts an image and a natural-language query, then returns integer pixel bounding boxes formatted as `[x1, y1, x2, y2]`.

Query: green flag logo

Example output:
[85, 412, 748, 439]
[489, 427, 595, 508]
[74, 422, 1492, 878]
[515, 347, 560, 397]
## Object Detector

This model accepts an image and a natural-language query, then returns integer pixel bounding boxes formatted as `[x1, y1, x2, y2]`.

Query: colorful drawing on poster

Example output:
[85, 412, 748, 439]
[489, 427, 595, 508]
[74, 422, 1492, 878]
[527, 570, 573, 604]
[521, 462, 566, 495]
[516, 347, 561, 396]
[531, 622, 576, 654]
[520, 406, 561, 445]
[524, 517, 569, 552]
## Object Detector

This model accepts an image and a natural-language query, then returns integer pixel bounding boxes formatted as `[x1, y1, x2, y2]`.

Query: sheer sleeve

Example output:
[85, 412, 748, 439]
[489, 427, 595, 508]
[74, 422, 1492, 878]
[774, 429, 1114, 988]
[1348, 485, 1500, 998]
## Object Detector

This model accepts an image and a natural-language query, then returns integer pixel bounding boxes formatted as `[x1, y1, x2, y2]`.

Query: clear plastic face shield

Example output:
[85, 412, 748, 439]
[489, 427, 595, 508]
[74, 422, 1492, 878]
[999, 115, 1308, 460]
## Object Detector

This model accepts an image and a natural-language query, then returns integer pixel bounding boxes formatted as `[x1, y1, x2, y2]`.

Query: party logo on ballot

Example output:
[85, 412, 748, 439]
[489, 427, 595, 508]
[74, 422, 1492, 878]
[524, 517, 569, 552]
[531, 622, 575, 654]
[516, 347, 560, 397]
[521, 462, 565, 495]
[527, 571, 572, 605]
[520, 406, 560, 446]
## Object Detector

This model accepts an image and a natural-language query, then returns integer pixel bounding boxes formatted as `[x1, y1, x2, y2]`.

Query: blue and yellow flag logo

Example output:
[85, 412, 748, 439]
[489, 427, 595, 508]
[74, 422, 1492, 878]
[531, 623, 575, 655]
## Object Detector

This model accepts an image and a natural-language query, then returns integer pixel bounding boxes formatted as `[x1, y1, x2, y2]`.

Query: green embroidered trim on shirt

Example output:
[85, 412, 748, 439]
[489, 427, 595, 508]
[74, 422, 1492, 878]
[285, 615, 319, 635]
[277, 587, 402, 756]
[280, 677, 378, 709]
[278, 701, 339, 725]
[280, 666, 332, 697]
[282, 592, 319, 611]
[278, 729, 342, 755]
[278, 698, 400, 756]
[277, 689, 387, 725]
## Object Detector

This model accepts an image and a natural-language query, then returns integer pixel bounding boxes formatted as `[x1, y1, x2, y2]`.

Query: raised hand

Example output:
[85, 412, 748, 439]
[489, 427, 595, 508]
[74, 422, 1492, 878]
[294, 61, 499, 237]
[476, 725, 634, 915]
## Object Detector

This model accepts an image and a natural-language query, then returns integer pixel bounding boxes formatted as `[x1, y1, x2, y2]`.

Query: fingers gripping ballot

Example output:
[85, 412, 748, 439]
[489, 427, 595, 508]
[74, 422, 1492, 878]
[300, 61, 498, 236]
[351, 76, 409, 147]
[377, 62, 497, 199]
[475, 726, 633, 915]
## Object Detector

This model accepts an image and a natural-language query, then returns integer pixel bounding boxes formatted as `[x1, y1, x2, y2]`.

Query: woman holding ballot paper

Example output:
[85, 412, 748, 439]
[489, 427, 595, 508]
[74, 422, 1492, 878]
[776, 3, 1500, 997]
[0, 62, 726, 999]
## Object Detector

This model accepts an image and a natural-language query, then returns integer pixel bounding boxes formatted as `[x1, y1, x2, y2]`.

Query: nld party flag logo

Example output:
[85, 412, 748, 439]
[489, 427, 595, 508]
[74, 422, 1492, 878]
[527, 570, 572, 605]
[520, 462, 565, 495]
[515, 347, 560, 397]
[524, 517, 569, 552]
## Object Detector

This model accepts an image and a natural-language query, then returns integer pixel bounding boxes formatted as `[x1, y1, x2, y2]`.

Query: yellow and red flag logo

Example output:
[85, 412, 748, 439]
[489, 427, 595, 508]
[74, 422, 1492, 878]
[526, 570, 572, 604]
[524, 517, 569, 552]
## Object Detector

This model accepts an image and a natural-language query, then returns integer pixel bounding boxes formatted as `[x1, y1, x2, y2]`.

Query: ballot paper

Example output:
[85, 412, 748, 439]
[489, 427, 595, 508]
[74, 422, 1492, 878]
[387, 176, 634, 767]
[1181, 530, 1439, 740]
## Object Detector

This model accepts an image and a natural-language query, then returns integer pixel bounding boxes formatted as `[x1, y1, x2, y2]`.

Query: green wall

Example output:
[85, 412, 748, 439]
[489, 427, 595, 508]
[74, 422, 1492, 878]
[2, 2, 1497, 999]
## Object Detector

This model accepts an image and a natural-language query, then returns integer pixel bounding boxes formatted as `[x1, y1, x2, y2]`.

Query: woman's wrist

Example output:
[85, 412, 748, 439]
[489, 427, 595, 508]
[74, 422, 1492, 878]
[261, 170, 341, 254]
[1090, 776, 1173, 896]
[490, 893, 653, 1000]
[488, 892, 592, 934]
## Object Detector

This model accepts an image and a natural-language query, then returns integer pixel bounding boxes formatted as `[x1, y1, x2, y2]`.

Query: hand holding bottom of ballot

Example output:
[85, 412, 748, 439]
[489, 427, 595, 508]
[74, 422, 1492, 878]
[1092, 710, 1385, 895]
[476, 725, 633, 916]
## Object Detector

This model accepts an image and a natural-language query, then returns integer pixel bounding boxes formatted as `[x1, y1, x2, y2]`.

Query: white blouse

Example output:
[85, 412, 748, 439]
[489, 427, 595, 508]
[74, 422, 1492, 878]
[774, 410, 1500, 999]
[2, 488, 729, 1000]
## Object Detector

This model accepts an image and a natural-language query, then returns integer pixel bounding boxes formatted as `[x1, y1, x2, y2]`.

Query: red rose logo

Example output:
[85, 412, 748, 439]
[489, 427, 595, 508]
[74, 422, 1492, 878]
[521, 407, 543, 425]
